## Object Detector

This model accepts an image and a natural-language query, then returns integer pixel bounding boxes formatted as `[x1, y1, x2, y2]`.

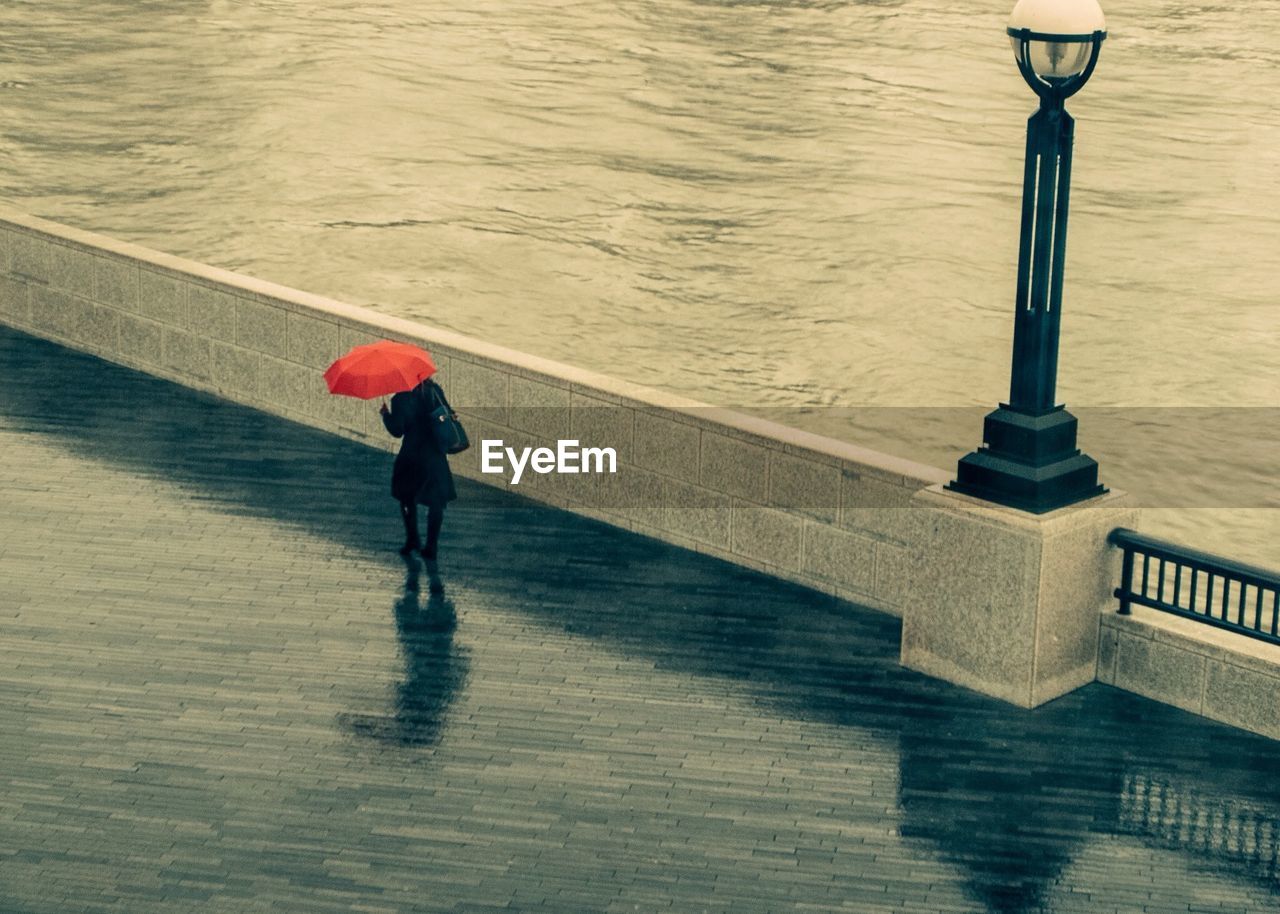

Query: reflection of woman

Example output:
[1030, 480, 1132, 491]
[379, 378, 458, 559]
[340, 559, 468, 749]
[389, 563, 466, 747]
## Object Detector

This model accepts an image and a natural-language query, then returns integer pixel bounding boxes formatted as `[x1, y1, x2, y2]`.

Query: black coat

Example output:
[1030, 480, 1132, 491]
[382, 380, 458, 508]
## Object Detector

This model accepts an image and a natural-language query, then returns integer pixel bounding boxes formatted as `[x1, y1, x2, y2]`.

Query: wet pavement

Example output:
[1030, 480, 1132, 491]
[1, 324, 1279, 914]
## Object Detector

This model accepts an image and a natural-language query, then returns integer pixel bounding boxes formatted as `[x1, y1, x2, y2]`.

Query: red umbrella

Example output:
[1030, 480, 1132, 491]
[324, 340, 437, 400]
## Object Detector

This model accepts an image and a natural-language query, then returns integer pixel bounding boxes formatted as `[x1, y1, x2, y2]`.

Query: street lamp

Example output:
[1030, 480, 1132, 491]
[949, 0, 1109, 513]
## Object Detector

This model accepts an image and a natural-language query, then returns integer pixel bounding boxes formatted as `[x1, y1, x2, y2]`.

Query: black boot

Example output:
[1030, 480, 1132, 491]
[399, 501, 421, 556]
[421, 504, 444, 561]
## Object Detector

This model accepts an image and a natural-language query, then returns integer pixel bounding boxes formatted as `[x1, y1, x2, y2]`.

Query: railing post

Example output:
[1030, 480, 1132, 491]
[1118, 548, 1134, 615]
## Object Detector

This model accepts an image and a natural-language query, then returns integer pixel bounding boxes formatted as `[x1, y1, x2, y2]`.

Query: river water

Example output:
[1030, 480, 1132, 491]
[1, 1, 1276, 564]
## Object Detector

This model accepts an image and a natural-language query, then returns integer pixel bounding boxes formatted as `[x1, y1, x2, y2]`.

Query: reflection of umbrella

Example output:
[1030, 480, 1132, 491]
[324, 340, 437, 400]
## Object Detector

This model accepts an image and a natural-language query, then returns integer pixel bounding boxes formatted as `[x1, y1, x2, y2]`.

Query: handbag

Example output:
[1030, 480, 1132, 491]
[424, 383, 469, 455]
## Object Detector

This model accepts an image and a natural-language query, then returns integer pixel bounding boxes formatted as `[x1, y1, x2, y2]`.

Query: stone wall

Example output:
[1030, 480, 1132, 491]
[1098, 607, 1280, 740]
[0, 210, 949, 616]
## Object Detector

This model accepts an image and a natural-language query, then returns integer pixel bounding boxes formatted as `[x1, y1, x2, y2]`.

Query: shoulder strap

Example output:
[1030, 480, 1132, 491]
[432, 380, 453, 413]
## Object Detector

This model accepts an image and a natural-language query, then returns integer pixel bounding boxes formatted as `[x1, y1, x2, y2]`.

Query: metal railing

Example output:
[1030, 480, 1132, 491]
[1109, 528, 1280, 647]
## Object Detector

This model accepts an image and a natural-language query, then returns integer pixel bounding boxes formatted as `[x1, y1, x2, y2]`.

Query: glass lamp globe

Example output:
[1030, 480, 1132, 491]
[1008, 0, 1106, 81]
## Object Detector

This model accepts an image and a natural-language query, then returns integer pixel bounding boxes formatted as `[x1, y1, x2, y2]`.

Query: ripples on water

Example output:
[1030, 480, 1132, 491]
[0, 1, 1276, 562]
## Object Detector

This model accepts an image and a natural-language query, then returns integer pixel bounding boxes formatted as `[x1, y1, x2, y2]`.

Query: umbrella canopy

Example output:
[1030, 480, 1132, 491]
[324, 340, 437, 400]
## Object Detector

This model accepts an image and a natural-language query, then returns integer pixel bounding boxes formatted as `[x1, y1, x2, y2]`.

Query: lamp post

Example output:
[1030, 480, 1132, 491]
[949, 0, 1108, 513]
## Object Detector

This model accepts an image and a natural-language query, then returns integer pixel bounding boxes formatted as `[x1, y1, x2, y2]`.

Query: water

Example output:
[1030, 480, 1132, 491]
[1, 0, 1277, 563]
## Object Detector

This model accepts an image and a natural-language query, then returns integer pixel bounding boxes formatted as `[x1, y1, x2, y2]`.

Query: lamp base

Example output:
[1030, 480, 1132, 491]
[948, 405, 1106, 514]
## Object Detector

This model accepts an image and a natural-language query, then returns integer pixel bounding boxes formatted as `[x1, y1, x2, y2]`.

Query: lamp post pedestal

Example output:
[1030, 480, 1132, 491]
[951, 405, 1103, 513]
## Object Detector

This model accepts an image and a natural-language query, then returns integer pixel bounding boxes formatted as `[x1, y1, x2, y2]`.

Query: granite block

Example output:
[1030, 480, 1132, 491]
[769, 451, 840, 523]
[350, 386, 376, 439]
[161, 327, 212, 381]
[339, 325, 383, 354]
[188, 284, 238, 343]
[94, 256, 140, 311]
[9, 232, 50, 282]
[28, 286, 78, 339]
[117, 313, 164, 366]
[47, 243, 96, 298]
[1113, 631, 1206, 716]
[332, 391, 369, 436]
[308, 375, 349, 432]
[450, 416, 508, 480]
[546, 455, 605, 510]
[1202, 661, 1280, 741]
[210, 341, 262, 401]
[842, 471, 923, 507]
[664, 480, 732, 550]
[900, 509, 1040, 706]
[79, 304, 120, 354]
[633, 412, 701, 483]
[508, 374, 571, 441]
[731, 502, 803, 571]
[901, 496, 1036, 697]
[450, 359, 509, 421]
[286, 312, 342, 370]
[873, 541, 910, 615]
[138, 269, 188, 326]
[839, 472, 920, 544]
[0, 274, 31, 324]
[1032, 505, 1139, 705]
[236, 298, 288, 354]
[297, 368, 333, 423]
[600, 465, 664, 529]
[900, 486, 1135, 708]
[58, 291, 102, 344]
[699, 432, 769, 502]
[1096, 619, 1120, 684]
[430, 351, 453, 384]
[569, 393, 634, 467]
[801, 523, 875, 595]
[260, 355, 314, 417]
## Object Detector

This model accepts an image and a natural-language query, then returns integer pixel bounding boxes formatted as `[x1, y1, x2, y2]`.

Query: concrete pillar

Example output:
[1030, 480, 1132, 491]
[900, 485, 1138, 708]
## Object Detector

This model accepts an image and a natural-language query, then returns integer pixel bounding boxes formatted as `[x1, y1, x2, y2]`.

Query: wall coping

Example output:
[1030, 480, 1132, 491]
[0, 207, 949, 487]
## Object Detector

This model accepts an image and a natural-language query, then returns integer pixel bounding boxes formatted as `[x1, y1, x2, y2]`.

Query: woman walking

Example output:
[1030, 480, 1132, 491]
[380, 377, 458, 560]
